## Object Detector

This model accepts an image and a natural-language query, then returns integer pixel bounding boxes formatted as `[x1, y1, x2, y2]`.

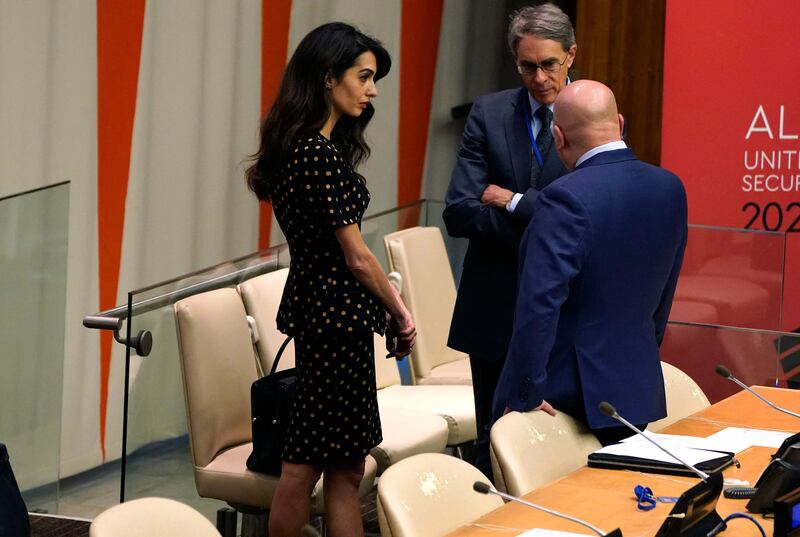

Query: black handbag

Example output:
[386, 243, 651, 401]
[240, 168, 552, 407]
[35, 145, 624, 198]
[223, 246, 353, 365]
[246, 336, 296, 475]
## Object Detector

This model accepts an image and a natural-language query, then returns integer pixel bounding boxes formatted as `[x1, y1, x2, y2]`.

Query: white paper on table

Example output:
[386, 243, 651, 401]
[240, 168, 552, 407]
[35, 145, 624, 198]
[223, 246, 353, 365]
[516, 530, 593, 537]
[702, 427, 793, 452]
[593, 437, 726, 466]
[621, 431, 712, 449]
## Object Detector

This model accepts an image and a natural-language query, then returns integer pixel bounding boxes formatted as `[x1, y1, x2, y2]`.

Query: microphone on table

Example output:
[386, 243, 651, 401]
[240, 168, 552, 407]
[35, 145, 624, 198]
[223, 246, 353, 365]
[715, 365, 800, 513]
[472, 481, 622, 536]
[598, 401, 709, 479]
[715, 364, 800, 419]
[597, 401, 724, 536]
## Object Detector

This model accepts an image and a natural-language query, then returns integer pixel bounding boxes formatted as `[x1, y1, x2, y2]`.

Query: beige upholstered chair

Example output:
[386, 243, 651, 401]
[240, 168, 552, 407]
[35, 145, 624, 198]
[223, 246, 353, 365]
[89, 497, 220, 537]
[383, 226, 471, 385]
[489, 410, 601, 497]
[237, 268, 295, 373]
[238, 270, 451, 473]
[174, 288, 376, 521]
[377, 453, 503, 537]
[372, 267, 477, 448]
[648, 361, 711, 432]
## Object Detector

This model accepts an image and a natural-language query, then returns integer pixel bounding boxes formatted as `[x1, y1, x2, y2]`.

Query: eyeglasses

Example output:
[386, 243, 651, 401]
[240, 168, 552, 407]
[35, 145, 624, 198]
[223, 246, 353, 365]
[516, 55, 569, 76]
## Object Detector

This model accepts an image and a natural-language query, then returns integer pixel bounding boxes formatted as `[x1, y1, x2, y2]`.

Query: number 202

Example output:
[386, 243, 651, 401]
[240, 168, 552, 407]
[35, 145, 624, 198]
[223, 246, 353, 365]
[742, 202, 800, 232]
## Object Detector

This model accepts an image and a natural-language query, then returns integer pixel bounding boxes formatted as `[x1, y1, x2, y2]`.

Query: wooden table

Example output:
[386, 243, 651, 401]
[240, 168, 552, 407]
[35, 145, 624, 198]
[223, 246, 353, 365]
[447, 387, 800, 537]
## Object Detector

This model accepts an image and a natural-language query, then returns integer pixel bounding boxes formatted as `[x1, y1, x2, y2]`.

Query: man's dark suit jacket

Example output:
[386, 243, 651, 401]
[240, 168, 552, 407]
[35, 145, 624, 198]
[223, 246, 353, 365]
[493, 148, 688, 429]
[443, 87, 567, 360]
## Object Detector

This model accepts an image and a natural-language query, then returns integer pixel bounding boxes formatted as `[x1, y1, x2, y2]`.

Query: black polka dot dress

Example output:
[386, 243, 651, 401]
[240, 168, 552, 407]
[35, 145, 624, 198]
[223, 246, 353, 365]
[270, 133, 384, 465]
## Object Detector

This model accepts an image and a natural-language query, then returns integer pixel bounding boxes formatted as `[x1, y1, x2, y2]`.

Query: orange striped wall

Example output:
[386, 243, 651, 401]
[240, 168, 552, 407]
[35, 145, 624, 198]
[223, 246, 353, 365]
[96, 0, 146, 460]
[258, 0, 293, 249]
[398, 0, 444, 228]
[93, 1, 441, 458]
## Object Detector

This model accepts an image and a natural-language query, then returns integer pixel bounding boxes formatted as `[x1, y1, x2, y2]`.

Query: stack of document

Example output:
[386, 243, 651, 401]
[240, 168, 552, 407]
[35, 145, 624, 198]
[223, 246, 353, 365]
[587, 431, 735, 476]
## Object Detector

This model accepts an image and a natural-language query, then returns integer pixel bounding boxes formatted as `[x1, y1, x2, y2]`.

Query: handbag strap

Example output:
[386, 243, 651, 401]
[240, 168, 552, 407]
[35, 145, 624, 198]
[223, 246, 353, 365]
[269, 336, 293, 376]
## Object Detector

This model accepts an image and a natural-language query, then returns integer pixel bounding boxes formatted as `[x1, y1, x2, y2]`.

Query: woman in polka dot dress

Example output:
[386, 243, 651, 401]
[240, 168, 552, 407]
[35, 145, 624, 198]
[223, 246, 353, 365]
[245, 22, 416, 537]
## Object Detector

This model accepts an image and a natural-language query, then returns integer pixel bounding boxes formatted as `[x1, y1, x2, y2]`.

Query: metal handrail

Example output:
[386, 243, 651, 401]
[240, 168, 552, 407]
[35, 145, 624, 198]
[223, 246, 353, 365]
[82, 198, 442, 326]
[82, 257, 281, 326]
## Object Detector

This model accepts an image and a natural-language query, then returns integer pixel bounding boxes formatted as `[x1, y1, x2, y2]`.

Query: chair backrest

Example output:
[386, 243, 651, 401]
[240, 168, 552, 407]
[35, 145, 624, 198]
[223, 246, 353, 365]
[237, 268, 296, 373]
[89, 497, 220, 537]
[377, 453, 503, 537]
[490, 410, 601, 497]
[383, 226, 467, 380]
[649, 361, 711, 432]
[174, 288, 257, 468]
[239, 269, 400, 391]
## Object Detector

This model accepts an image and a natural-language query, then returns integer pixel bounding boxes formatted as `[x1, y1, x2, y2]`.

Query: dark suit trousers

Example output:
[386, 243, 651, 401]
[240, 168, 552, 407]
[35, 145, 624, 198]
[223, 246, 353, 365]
[591, 424, 648, 446]
[469, 354, 505, 480]
[563, 397, 647, 446]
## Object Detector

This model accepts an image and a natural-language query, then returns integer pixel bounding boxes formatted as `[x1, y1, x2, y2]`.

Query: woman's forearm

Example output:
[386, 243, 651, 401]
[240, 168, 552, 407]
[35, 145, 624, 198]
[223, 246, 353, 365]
[335, 224, 408, 319]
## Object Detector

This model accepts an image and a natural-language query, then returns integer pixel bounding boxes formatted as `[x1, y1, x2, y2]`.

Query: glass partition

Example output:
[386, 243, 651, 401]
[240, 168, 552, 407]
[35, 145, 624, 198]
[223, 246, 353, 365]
[0, 182, 69, 514]
[664, 224, 791, 404]
[661, 322, 800, 404]
[359, 199, 467, 280]
[120, 245, 288, 517]
[669, 225, 785, 331]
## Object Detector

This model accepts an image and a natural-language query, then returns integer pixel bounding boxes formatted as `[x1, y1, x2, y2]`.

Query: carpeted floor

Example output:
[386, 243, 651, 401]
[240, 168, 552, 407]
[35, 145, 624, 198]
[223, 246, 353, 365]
[30, 515, 90, 537]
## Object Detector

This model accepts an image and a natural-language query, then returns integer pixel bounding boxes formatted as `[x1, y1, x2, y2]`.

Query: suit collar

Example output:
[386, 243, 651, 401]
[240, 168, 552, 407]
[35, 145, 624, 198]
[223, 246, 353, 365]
[575, 148, 637, 169]
[506, 88, 532, 190]
[510, 86, 528, 110]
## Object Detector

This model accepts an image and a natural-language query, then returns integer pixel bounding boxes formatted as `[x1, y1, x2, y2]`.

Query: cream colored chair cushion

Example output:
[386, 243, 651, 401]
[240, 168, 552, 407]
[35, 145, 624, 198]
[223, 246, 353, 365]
[371, 406, 449, 474]
[383, 226, 471, 385]
[237, 269, 295, 372]
[648, 361, 711, 432]
[377, 453, 503, 537]
[419, 358, 473, 386]
[489, 410, 601, 497]
[89, 497, 220, 537]
[377, 384, 476, 445]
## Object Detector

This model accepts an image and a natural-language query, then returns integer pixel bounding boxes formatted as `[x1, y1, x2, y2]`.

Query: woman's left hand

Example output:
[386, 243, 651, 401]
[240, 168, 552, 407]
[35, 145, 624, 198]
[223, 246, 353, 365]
[385, 311, 416, 357]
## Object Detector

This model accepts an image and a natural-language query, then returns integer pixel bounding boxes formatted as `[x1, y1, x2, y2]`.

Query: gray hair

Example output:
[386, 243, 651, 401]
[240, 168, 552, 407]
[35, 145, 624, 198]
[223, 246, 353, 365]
[507, 3, 575, 57]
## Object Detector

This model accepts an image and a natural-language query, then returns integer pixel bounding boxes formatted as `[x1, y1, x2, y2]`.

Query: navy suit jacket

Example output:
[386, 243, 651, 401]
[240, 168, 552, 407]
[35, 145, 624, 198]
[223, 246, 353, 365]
[493, 148, 687, 429]
[443, 87, 567, 359]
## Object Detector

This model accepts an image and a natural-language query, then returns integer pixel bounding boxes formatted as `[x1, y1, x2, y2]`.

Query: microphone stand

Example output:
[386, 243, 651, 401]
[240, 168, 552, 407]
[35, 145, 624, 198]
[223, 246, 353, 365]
[598, 401, 724, 537]
[473, 482, 622, 536]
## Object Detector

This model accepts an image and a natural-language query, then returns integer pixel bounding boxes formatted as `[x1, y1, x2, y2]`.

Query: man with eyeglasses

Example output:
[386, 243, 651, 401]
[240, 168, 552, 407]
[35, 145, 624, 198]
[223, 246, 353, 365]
[443, 3, 576, 480]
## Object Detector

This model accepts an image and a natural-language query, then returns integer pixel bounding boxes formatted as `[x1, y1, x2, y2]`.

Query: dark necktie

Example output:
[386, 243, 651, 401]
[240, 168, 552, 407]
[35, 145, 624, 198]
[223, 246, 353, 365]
[534, 106, 553, 158]
[529, 106, 553, 188]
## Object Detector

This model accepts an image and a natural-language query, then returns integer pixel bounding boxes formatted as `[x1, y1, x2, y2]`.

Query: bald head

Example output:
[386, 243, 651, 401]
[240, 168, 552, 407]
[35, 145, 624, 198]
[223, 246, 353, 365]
[552, 80, 623, 169]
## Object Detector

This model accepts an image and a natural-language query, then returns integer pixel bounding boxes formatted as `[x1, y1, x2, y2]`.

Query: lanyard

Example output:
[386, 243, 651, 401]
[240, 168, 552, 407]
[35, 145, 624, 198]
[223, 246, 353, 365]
[523, 101, 545, 170]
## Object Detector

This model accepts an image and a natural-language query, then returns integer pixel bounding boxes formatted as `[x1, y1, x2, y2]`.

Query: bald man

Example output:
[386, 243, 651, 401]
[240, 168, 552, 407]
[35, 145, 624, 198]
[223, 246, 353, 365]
[492, 81, 687, 444]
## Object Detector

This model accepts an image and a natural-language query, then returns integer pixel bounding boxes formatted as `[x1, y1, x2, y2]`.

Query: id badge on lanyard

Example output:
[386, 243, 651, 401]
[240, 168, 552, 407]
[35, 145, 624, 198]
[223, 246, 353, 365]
[523, 102, 545, 169]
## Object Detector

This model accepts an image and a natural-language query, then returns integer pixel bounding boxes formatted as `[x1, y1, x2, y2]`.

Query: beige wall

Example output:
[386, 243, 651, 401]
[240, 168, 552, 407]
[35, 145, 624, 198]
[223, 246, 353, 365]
[0, 0, 511, 482]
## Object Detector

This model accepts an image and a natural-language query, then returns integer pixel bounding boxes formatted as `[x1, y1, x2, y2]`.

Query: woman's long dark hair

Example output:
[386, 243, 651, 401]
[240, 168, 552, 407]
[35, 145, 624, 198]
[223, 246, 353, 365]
[245, 22, 391, 201]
